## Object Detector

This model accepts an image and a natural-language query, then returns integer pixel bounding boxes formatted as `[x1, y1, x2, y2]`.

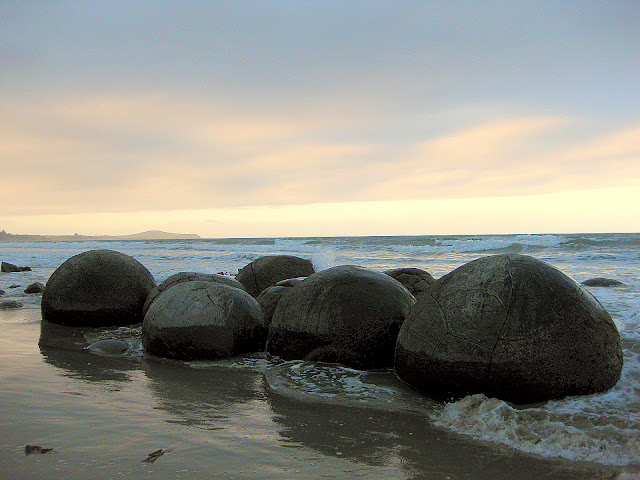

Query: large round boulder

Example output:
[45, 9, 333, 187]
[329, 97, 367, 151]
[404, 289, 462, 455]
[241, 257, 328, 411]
[143, 272, 245, 316]
[143, 281, 266, 361]
[41, 250, 156, 327]
[385, 267, 435, 296]
[267, 265, 415, 369]
[236, 255, 314, 297]
[395, 254, 623, 404]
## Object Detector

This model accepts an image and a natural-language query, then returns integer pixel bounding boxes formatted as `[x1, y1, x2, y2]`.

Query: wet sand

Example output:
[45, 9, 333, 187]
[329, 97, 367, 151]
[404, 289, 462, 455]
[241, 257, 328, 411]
[0, 307, 634, 480]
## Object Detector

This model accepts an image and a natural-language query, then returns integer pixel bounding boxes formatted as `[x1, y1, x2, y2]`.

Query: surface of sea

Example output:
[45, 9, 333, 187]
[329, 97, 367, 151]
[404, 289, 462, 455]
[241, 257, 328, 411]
[1, 233, 639, 478]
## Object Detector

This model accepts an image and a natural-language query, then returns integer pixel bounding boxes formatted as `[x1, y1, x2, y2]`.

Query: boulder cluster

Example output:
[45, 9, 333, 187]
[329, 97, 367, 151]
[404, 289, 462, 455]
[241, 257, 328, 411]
[39, 249, 623, 404]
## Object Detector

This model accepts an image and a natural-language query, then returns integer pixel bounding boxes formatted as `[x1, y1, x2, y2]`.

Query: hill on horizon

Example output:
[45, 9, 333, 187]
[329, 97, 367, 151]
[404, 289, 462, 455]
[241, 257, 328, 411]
[0, 229, 201, 242]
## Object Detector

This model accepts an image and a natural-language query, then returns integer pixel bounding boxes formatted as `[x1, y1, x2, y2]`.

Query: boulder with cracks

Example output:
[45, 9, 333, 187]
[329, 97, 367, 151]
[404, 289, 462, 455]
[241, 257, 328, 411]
[394, 254, 622, 404]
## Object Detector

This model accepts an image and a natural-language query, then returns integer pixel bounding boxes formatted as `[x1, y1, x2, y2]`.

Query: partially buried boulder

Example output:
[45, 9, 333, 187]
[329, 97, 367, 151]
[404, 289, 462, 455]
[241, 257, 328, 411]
[24, 282, 45, 294]
[143, 281, 266, 361]
[385, 267, 435, 296]
[581, 277, 625, 287]
[395, 254, 623, 404]
[0, 300, 23, 309]
[143, 272, 245, 316]
[267, 265, 415, 370]
[87, 339, 130, 355]
[41, 249, 156, 327]
[236, 255, 315, 297]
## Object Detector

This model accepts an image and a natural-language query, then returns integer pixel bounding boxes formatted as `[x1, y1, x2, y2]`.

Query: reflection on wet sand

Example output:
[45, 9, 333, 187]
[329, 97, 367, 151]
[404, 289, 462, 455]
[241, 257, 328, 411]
[141, 357, 265, 431]
[34, 318, 625, 480]
[39, 319, 139, 383]
[266, 386, 620, 480]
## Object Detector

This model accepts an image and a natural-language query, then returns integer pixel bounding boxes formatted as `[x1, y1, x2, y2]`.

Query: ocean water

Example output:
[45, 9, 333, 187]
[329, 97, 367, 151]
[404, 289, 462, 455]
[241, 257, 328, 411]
[1, 233, 639, 474]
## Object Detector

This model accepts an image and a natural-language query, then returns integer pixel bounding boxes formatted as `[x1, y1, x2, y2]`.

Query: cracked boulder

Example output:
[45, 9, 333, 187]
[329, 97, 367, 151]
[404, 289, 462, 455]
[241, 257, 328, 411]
[395, 254, 623, 404]
[267, 265, 415, 370]
[42, 249, 156, 327]
[143, 272, 246, 316]
[143, 281, 266, 360]
[235, 255, 315, 297]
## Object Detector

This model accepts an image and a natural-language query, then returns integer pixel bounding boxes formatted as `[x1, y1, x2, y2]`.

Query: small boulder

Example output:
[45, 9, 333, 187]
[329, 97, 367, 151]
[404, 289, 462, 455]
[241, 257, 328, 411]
[267, 265, 415, 369]
[581, 277, 625, 287]
[143, 272, 246, 316]
[24, 282, 45, 294]
[0, 289, 5, 295]
[41, 249, 156, 327]
[0, 300, 23, 309]
[385, 268, 435, 296]
[395, 254, 623, 404]
[143, 281, 266, 361]
[87, 339, 130, 355]
[236, 255, 315, 297]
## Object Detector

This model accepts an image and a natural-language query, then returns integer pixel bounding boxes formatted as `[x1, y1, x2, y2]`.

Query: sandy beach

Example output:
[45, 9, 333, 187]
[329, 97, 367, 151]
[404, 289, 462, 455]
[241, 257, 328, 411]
[1, 305, 634, 480]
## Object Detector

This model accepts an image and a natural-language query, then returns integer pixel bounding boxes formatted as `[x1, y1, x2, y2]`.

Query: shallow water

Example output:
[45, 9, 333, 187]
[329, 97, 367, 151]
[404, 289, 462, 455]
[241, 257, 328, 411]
[0, 307, 630, 479]
[1, 233, 639, 477]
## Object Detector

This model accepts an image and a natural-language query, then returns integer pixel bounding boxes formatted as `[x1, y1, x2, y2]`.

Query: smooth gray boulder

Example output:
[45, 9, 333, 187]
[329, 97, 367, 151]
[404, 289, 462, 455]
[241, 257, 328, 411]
[395, 254, 623, 404]
[143, 272, 245, 316]
[41, 249, 156, 327]
[267, 265, 415, 369]
[143, 281, 266, 361]
[25, 282, 45, 294]
[236, 255, 315, 297]
[275, 277, 307, 288]
[581, 277, 625, 287]
[385, 268, 435, 296]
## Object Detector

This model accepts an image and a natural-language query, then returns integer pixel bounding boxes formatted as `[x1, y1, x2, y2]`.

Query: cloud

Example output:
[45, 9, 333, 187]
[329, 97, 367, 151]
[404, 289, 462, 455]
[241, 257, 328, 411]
[1, 91, 639, 219]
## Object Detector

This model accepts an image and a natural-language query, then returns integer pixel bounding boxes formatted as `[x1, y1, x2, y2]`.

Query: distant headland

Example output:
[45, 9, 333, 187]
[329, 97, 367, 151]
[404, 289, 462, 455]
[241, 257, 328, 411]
[0, 230, 202, 242]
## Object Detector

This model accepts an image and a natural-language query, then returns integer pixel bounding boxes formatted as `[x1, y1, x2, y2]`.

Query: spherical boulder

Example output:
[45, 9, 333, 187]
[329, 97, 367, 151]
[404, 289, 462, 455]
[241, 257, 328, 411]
[267, 265, 415, 369]
[395, 254, 623, 404]
[143, 281, 266, 361]
[236, 255, 315, 297]
[41, 249, 156, 327]
[143, 272, 245, 316]
[385, 267, 435, 296]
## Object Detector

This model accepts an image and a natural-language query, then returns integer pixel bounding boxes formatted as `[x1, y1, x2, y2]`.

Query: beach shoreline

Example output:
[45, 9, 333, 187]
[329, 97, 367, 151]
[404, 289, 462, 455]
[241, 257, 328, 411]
[0, 306, 635, 480]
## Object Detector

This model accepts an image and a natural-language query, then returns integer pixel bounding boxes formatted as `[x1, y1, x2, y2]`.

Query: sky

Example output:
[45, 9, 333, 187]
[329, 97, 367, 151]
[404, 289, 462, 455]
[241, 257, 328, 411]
[1, 1, 638, 237]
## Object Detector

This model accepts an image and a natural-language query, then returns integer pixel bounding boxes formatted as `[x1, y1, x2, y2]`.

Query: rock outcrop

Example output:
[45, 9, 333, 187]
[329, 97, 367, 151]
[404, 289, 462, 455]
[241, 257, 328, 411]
[1, 262, 31, 272]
